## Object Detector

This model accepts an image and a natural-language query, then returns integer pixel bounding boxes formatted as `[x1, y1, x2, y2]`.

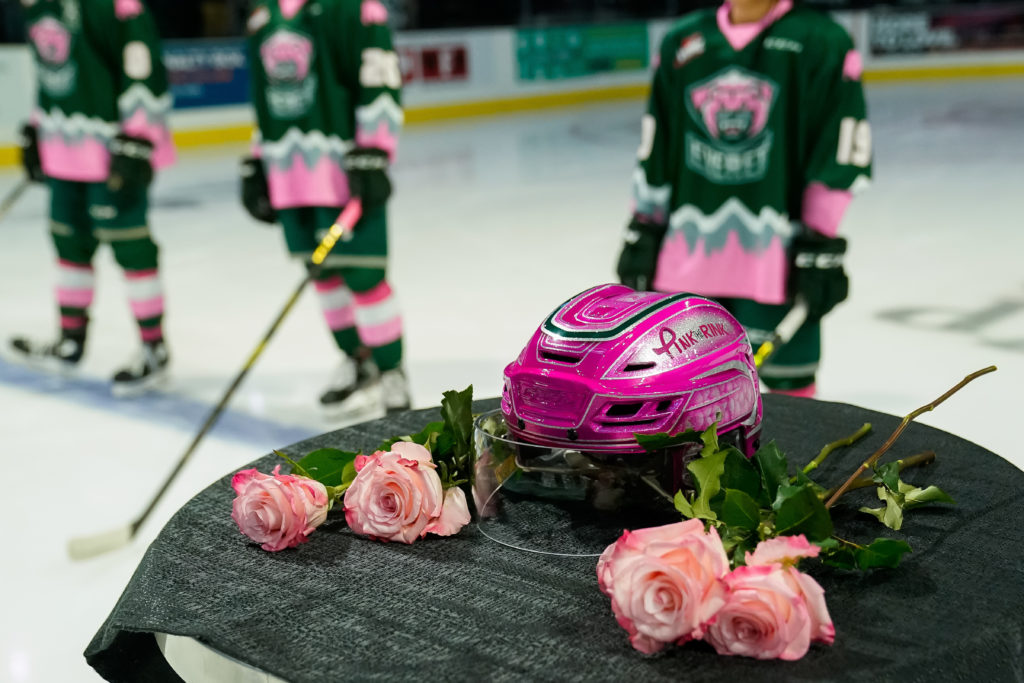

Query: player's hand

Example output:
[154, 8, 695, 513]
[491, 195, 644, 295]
[107, 133, 154, 202]
[19, 123, 45, 183]
[616, 218, 667, 291]
[343, 147, 391, 209]
[239, 156, 277, 224]
[789, 231, 849, 321]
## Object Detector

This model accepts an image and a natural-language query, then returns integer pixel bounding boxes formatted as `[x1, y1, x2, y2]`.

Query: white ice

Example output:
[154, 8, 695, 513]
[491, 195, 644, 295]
[0, 78, 1022, 682]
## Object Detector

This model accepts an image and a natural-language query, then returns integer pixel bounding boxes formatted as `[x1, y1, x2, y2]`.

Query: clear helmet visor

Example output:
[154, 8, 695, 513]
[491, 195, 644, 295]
[472, 410, 689, 557]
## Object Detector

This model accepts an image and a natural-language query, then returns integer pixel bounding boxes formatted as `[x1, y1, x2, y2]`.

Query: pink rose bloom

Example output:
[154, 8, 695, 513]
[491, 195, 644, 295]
[425, 486, 472, 536]
[745, 535, 820, 568]
[231, 465, 329, 552]
[705, 562, 834, 660]
[597, 519, 731, 654]
[344, 443, 444, 544]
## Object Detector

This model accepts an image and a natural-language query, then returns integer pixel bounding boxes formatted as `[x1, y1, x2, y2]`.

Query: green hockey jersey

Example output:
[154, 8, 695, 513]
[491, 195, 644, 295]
[635, 0, 871, 304]
[22, 0, 174, 182]
[246, 0, 403, 209]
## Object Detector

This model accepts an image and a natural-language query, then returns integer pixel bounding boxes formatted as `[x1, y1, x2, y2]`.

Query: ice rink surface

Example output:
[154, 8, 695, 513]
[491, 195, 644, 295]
[1, 78, 1022, 681]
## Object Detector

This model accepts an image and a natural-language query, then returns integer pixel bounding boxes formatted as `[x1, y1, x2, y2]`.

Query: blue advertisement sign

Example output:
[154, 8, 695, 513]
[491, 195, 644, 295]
[164, 39, 251, 109]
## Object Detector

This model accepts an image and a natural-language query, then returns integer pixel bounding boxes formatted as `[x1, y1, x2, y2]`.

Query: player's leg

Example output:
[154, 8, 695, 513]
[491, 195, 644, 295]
[10, 179, 96, 370]
[316, 204, 409, 415]
[722, 297, 821, 397]
[280, 207, 374, 416]
[91, 181, 169, 395]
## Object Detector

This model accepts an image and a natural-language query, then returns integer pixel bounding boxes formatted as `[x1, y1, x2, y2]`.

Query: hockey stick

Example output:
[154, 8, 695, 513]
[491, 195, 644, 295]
[0, 178, 31, 224]
[753, 295, 809, 369]
[67, 200, 363, 561]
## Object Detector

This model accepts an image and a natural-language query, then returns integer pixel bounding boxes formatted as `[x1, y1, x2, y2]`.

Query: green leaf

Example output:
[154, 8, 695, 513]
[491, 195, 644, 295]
[636, 430, 703, 452]
[719, 489, 761, 531]
[792, 469, 827, 497]
[341, 460, 357, 486]
[860, 480, 955, 531]
[440, 386, 474, 452]
[904, 484, 955, 507]
[874, 461, 901, 492]
[674, 490, 696, 518]
[719, 447, 763, 500]
[818, 539, 858, 570]
[859, 487, 905, 530]
[274, 449, 312, 479]
[699, 423, 721, 458]
[379, 420, 445, 453]
[294, 448, 359, 487]
[773, 484, 834, 541]
[687, 450, 727, 520]
[720, 528, 755, 563]
[856, 538, 912, 570]
[754, 442, 789, 503]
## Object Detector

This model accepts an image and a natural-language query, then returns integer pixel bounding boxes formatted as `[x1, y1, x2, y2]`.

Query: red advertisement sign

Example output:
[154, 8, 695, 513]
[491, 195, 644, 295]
[399, 45, 469, 83]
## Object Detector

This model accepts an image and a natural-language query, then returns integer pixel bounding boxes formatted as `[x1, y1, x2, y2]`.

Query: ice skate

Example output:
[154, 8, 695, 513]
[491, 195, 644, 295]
[380, 367, 411, 414]
[9, 333, 85, 374]
[111, 341, 169, 398]
[319, 356, 381, 420]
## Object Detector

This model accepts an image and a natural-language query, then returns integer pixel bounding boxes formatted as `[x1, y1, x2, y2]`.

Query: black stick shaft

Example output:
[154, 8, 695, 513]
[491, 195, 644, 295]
[127, 200, 364, 537]
[130, 274, 310, 534]
[0, 178, 31, 223]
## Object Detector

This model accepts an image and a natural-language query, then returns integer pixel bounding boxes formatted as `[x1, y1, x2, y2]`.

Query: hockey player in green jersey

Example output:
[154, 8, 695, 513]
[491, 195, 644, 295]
[13, 0, 176, 396]
[616, 0, 871, 397]
[240, 0, 409, 418]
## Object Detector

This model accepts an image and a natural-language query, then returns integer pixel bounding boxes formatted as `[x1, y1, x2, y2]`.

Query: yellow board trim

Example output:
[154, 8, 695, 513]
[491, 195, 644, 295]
[863, 62, 1024, 82]
[2, 63, 1023, 164]
[0, 146, 18, 166]
[405, 82, 649, 124]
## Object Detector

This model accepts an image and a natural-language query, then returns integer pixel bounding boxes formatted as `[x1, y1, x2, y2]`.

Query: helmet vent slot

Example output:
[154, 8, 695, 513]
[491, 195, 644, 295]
[656, 400, 672, 412]
[623, 362, 656, 372]
[605, 402, 643, 418]
[609, 418, 658, 427]
[540, 351, 583, 364]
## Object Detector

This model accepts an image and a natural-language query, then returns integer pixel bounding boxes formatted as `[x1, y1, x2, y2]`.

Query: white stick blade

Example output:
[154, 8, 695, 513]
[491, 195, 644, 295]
[67, 526, 134, 561]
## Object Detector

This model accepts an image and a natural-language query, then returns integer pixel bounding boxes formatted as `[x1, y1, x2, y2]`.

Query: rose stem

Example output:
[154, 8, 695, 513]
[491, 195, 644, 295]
[825, 365, 996, 509]
[822, 451, 936, 499]
[801, 422, 873, 476]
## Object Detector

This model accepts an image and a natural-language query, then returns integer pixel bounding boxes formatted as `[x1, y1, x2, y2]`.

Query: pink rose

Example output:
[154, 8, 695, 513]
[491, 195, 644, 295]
[344, 443, 444, 543]
[231, 465, 329, 552]
[597, 519, 731, 654]
[745, 535, 820, 568]
[705, 563, 834, 660]
[425, 486, 471, 536]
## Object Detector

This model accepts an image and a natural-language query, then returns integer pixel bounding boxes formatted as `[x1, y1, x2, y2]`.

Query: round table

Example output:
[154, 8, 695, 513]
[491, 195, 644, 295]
[86, 395, 1024, 682]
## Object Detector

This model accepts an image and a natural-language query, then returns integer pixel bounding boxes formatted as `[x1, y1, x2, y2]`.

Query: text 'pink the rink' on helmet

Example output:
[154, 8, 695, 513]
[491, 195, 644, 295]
[501, 284, 763, 456]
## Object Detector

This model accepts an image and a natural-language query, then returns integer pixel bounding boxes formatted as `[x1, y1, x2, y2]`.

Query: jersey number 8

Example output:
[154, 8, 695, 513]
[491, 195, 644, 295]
[836, 117, 871, 167]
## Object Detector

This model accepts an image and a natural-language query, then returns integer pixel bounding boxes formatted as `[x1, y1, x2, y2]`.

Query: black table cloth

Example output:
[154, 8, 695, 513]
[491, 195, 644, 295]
[86, 394, 1024, 682]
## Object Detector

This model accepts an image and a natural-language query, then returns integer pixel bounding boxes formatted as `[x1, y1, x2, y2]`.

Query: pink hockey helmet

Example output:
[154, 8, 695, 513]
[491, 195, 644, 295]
[501, 284, 763, 456]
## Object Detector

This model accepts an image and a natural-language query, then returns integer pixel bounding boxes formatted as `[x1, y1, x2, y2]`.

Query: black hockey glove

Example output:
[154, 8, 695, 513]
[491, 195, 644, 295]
[616, 218, 668, 291]
[107, 133, 154, 201]
[789, 232, 849, 321]
[239, 156, 276, 224]
[343, 147, 391, 210]
[19, 123, 45, 183]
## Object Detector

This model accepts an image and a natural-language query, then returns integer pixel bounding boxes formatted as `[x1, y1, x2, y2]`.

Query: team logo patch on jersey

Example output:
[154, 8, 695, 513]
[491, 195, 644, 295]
[684, 67, 778, 184]
[674, 33, 705, 68]
[29, 17, 71, 65]
[261, 28, 318, 119]
[29, 16, 77, 96]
